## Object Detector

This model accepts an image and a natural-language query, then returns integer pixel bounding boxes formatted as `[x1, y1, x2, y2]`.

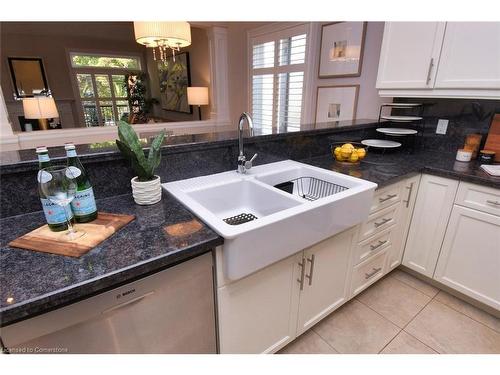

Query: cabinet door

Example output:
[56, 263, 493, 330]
[376, 22, 445, 89]
[387, 174, 421, 271]
[402, 174, 458, 277]
[296, 228, 356, 335]
[435, 22, 500, 89]
[434, 206, 500, 310]
[217, 252, 302, 354]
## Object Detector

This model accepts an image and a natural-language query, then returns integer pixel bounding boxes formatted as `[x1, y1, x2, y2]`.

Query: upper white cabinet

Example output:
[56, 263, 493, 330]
[377, 22, 500, 98]
[377, 22, 445, 89]
[435, 23, 500, 89]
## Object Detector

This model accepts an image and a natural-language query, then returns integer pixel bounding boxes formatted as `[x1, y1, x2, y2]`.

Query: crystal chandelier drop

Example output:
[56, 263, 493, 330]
[133, 22, 191, 62]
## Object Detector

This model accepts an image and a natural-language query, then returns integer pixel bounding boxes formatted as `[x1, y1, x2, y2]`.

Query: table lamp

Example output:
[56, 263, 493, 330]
[22, 97, 59, 131]
[187, 87, 209, 121]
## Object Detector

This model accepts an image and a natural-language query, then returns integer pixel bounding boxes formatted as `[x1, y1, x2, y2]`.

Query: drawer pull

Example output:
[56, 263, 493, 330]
[374, 218, 391, 227]
[379, 194, 397, 203]
[365, 267, 382, 280]
[297, 257, 306, 291]
[305, 254, 316, 286]
[370, 240, 388, 251]
[486, 200, 500, 207]
[403, 182, 414, 208]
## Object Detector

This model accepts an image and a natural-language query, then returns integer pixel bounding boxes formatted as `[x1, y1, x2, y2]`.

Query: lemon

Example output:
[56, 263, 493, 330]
[349, 150, 359, 163]
[340, 149, 352, 159]
[341, 143, 355, 152]
[334, 146, 341, 156]
[356, 148, 366, 159]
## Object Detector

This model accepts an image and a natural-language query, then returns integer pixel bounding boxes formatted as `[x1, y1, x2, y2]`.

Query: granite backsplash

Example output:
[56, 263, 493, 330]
[393, 98, 500, 152]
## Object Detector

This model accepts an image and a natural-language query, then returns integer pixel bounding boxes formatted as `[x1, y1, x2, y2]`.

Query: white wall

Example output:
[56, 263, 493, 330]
[306, 22, 388, 121]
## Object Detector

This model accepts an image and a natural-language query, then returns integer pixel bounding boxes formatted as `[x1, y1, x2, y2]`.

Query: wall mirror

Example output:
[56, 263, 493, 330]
[8, 57, 49, 98]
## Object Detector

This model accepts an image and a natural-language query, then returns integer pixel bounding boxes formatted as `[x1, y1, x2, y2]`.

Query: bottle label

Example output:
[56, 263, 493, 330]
[67, 149, 77, 158]
[71, 187, 97, 216]
[41, 198, 73, 224]
[67, 166, 82, 178]
[38, 154, 50, 163]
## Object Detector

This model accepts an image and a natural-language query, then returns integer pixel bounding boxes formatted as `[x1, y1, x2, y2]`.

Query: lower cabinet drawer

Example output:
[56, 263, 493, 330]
[350, 248, 388, 297]
[455, 182, 500, 216]
[354, 225, 394, 265]
[371, 183, 402, 213]
[358, 203, 400, 241]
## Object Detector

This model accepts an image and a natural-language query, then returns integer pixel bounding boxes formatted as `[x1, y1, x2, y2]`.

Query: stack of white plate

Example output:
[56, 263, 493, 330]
[361, 139, 402, 149]
[376, 128, 418, 137]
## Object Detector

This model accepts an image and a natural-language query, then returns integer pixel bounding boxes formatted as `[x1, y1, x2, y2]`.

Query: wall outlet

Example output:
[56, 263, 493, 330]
[436, 119, 449, 135]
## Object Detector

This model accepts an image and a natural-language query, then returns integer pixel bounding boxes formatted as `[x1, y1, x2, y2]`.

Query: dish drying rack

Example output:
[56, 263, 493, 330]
[377, 102, 425, 150]
[276, 177, 348, 202]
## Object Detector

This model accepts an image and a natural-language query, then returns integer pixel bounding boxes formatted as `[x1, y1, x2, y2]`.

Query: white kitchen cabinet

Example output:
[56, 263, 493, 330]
[434, 205, 500, 310]
[403, 174, 459, 277]
[377, 22, 500, 98]
[295, 227, 356, 335]
[217, 251, 301, 354]
[387, 174, 421, 271]
[376, 22, 445, 89]
[216, 227, 357, 353]
[435, 22, 500, 89]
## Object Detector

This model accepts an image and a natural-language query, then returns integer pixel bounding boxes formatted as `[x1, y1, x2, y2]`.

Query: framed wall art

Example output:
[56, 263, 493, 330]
[315, 85, 359, 124]
[157, 52, 192, 114]
[318, 22, 367, 78]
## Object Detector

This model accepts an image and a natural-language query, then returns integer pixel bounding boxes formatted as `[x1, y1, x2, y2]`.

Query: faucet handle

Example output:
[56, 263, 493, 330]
[244, 153, 258, 170]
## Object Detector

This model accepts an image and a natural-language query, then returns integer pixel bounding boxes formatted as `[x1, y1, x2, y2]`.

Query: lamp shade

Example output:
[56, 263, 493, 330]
[187, 87, 209, 106]
[23, 97, 59, 119]
[134, 22, 191, 48]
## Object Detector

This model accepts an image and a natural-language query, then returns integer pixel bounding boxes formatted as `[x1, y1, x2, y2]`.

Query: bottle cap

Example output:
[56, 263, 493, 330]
[36, 146, 48, 153]
[64, 143, 76, 150]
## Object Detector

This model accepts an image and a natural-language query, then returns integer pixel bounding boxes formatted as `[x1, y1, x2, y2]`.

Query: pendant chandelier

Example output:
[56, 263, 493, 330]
[133, 21, 191, 62]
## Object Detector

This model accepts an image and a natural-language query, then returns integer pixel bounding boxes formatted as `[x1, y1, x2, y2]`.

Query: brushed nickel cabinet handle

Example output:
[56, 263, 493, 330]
[370, 240, 388, 251]
[365, 267, 382, 280]
[426, 58, 434, 85]
[403, 182, 414, 208]
[374, 218, 391, 227]
[379, 194, 397, 203]
[297, 258, 306, 290]
[305, 254, 316, 286]
[486, 200, 500, 207]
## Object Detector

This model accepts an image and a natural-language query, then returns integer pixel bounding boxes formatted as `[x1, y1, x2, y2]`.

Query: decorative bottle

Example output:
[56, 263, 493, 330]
[65, 143, 98, 223]
[36, 146, 74, 231]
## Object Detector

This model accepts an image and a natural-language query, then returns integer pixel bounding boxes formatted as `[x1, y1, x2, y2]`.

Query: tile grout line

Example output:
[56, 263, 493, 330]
[394, 271, 500, 334]
[398, 286, 443, 353]
[430, 297, 500, 336]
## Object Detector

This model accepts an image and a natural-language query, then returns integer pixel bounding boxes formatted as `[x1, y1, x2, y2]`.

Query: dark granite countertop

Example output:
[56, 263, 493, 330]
[0, 192, 223, 327]
[300, 149, 500, 189]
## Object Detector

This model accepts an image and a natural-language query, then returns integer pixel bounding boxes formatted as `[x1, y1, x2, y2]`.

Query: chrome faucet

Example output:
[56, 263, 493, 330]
[237, 112, 258, 174]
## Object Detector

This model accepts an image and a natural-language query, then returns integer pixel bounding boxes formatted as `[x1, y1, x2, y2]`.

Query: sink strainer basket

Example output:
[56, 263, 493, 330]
[278, 177, 348, 201]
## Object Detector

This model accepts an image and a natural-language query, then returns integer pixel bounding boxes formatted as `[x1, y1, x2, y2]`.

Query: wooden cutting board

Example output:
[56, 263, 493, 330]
[8, 212, 135, 257]
[484, 113, 500, 162]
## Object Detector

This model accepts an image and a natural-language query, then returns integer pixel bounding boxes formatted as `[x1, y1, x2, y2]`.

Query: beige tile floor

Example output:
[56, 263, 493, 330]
[279, 269, 500, 354]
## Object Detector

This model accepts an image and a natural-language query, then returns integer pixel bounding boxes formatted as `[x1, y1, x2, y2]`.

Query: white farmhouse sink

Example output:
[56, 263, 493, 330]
[163, 160, 377, 280]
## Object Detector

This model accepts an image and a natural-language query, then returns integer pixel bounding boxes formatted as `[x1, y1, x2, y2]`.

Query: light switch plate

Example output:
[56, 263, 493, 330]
[436, 119, 449, 135]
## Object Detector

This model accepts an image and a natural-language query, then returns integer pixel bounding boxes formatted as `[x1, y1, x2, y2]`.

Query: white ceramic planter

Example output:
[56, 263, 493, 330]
[131, 175, 162, 205]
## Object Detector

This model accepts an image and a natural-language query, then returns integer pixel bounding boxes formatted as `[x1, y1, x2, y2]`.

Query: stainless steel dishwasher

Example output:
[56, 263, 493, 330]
[1, 252, 217, 354]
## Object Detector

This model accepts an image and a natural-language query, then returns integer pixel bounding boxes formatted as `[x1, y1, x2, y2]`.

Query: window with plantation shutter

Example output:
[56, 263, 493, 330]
[250, 26, 308, 133]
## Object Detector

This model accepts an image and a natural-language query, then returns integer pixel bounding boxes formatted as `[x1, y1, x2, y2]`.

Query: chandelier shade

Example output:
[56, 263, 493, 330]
[133, 22, 191, 49]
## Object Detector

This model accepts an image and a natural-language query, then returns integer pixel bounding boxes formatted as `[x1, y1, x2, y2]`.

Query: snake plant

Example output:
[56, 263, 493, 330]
[116, 121, 166, 182]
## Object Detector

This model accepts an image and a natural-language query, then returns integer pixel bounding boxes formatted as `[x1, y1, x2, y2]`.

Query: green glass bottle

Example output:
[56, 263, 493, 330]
[65, 143, 98, 223]
[36, 146, 74, 232]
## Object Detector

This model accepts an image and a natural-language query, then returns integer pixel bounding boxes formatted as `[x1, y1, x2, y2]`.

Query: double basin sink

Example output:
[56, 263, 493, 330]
[163, 160, 377, 280]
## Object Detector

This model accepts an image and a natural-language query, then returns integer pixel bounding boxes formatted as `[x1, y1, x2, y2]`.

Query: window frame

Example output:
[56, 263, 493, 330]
[67, 50, 144, 127]
[247, 23, 310, 132]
